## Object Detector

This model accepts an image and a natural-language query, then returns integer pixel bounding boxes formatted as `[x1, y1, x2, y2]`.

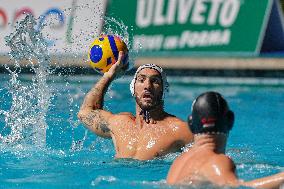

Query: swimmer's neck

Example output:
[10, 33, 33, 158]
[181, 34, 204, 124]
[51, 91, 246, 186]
[193, 134, 227, 154]
[135, 104, 167, 127]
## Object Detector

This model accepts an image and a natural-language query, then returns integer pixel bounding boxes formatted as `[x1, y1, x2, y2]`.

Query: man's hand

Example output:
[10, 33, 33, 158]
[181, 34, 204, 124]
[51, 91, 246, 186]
[104, 51, 126, 79]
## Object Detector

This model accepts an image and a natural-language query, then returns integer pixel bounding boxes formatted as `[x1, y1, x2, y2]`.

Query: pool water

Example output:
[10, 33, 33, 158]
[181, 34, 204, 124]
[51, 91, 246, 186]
[0, 74, 283, 189]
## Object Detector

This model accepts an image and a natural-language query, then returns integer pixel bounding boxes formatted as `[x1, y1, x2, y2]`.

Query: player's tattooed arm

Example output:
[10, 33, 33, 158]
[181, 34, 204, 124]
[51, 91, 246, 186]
[79, 110, 111, 138]
[78, 52, 125, 138]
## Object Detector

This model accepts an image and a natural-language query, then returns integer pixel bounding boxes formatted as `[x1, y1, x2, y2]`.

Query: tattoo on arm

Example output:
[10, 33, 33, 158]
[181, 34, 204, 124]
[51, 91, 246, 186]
[79, 76, 114, 136]
[82, 110, 110, 134]
[81, 87, 103, 110]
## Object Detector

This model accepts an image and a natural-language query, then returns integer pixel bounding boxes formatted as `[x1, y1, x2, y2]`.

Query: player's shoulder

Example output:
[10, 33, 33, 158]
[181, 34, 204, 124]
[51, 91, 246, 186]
[213, 154, 234, 163]
[166, 115, 190, 133]
[164, 114, 193, 139]
[112, 112, 135, 120]
[168, 151, 191, 176]
[207, 154, 236, 171]
[108, 112, 135, 128]
[165, 114, 187, 125]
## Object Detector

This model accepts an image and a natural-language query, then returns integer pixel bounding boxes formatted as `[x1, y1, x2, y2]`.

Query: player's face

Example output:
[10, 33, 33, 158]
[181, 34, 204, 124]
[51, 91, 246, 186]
[134, 68, 163, 110]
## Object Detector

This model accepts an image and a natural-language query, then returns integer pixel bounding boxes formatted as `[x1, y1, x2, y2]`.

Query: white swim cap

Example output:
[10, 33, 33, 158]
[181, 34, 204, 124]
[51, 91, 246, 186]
[130, 64, 169, 99]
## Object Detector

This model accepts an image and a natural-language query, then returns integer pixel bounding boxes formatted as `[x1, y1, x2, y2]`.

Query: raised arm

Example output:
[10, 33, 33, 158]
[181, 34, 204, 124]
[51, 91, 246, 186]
[78, 52, 125, 138]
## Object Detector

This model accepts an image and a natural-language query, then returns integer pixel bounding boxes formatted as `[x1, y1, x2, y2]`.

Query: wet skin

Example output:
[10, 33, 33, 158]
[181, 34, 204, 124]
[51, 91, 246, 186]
[167, 129, 284, 188]
[78, 52, 193, 160]
[108, 111, 191, 160]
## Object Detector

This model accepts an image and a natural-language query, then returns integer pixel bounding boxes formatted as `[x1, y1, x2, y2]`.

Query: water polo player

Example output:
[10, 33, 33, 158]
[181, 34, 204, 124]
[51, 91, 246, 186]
[167, 91, 284, 188]
[78, 52, 193, 160]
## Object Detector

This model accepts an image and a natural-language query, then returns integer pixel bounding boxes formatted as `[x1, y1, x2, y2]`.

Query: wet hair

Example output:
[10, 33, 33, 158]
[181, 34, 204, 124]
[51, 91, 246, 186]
[130, 64, 169, 99]
[188, 91, 234, 134]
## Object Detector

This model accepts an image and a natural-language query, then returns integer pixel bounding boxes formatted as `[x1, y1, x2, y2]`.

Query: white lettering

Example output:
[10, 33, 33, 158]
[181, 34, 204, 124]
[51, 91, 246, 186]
[177, 0, 194, 24]
[163, 36, 179, 49]
[220, 0, 240, 27]
[191, 0, 206, 24]
[207, 30, 222, 45]
[136, 0, 154, 28]
[179, 31, 190, 48]
[166, 0, 178, 25]
[135, 0, 241, 27]
[133, 35, 164, 50]
[207, 0, 223, 25]
[198, 31, 208, 46]
[153, 0, 166, 26]
[179, 29, 231, 48]
[220, 29, 231, 44]
[188, 32, 199, 47]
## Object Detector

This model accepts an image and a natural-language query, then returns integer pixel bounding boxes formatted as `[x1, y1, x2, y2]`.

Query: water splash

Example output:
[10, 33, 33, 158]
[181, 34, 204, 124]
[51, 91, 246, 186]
[0, 14, 52, 147]
[59, 1, 104, 66]
[101, 16, 137, 71]
[91, 175, 118, 186]
[5, 15, 49, 62]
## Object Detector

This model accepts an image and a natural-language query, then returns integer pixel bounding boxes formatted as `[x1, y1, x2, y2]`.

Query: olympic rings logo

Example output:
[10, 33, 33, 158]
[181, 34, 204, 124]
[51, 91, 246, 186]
[0, 7, 65, 29]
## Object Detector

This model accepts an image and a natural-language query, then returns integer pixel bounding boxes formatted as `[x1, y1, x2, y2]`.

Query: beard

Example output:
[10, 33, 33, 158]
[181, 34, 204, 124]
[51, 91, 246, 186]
[135, 93, 163, 111]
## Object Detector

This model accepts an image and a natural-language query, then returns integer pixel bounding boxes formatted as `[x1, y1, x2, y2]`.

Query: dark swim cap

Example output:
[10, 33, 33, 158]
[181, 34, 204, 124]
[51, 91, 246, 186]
[188, 91, 234, 134]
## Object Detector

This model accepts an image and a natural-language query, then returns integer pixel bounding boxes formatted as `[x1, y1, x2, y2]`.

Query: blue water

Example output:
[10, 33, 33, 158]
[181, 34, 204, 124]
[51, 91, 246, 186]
[0, 74, 283, 189]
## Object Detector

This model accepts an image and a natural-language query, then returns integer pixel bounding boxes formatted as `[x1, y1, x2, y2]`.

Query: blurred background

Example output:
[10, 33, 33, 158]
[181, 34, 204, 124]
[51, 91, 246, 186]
[0, 0, 284, 76]
[0, 1, 283, 188]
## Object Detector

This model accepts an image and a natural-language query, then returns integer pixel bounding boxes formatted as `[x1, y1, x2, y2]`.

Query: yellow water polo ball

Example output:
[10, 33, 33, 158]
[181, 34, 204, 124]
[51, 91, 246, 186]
[88, 34, 129, 74]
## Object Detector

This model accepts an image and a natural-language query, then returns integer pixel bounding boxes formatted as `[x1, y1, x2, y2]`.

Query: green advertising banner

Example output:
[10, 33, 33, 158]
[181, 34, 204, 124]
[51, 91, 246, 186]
[106, 0, 273, 56]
